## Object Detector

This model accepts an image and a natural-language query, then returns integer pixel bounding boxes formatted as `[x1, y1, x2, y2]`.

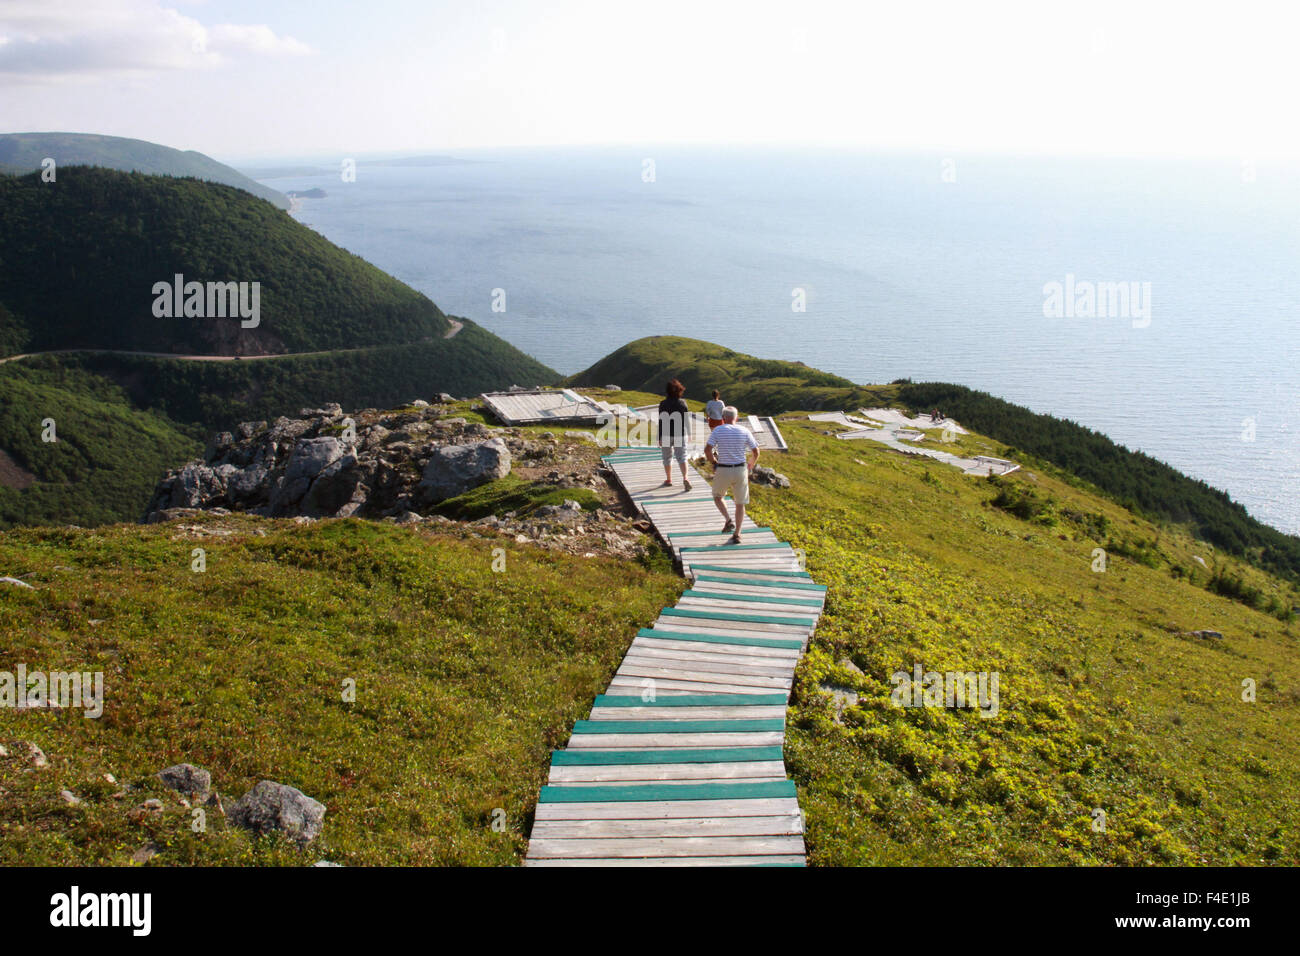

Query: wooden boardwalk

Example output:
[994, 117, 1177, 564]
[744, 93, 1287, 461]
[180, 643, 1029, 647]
[525, 446, 821, 866]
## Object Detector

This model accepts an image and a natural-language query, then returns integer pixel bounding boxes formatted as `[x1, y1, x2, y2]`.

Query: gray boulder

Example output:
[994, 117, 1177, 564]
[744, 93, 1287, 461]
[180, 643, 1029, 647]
[752, 466, 791, 489]
[157, 763, 211, 801]
[416, 438, 511, 503]
[166, 462, 238, 508]
[228, 780, 325, 846]
[284, 437, 346, 483]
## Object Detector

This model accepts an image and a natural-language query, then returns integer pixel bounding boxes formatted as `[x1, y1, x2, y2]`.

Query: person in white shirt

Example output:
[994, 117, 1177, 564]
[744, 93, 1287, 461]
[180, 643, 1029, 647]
[704, 390, 726, 431]
[704, 406, 760, 544]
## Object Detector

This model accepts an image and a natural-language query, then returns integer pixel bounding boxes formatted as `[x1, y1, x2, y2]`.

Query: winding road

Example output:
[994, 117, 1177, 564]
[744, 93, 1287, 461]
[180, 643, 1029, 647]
[0, 318, 465, 365]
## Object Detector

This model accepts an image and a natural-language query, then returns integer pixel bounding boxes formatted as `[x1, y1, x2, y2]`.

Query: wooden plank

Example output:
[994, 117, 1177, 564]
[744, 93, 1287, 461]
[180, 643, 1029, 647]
[526, 835, 805, 858]
[621, 651, 796, 677]
[670, 527, 772, 537]
[660, 607, 817, 628]
[638, 627, 803, 650]
[680, 542, 793, 553]
[607, 677, 789, 696]
[525, 855, 805, 867]
[687, 564, 812, 579]
[551, 746, 782, 765]
[547, 762, 787, 783]
[588, 705, 787, 720]
[674, 598, 822, 620]
[593, 692, 788, 707]
[534, 797, 799, 820]
[631, 636, 800, 660]
[530, 816, 800, 838]
[614, 664, 792, 692]
[681, 588, 824, 608]
[692, 575, 826, 594]
[565, 732, 784, 749]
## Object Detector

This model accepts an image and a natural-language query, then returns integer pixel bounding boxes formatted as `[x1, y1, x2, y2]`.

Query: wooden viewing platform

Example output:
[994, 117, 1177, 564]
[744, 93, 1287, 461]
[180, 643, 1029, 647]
[524, 445, 820, 866]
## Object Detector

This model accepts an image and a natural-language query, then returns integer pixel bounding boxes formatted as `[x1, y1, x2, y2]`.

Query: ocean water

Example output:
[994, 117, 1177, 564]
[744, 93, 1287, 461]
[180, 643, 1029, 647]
[258, 148, 1300, 535]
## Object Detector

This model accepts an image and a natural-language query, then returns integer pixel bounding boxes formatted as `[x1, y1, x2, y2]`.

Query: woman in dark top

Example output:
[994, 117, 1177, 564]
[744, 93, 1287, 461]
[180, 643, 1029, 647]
[657, 379, 692, 490]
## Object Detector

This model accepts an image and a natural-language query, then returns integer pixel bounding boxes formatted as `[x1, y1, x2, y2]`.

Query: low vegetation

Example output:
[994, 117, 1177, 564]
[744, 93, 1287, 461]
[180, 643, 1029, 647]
[742, 419, 1299, 865]
[0, 517, 684, 865]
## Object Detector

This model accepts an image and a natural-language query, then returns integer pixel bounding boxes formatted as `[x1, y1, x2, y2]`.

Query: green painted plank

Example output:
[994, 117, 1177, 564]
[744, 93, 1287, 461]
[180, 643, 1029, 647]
[682, 589, 823, 608]
[662, 607, 816, 627]
[646, 501, 721, 508]
[681, 543, 793, 553]
[695, 573, 826, 592]
[551, 746, 783, 766]
[594, 692, 790, 707]
[572, 719, 785, 734]
[538, 780, 798, 803]
[638, 628, 803, 649]
[637, 628, 804, 650]
[668, 527, 773, 537]
[688, 564, 812, 579]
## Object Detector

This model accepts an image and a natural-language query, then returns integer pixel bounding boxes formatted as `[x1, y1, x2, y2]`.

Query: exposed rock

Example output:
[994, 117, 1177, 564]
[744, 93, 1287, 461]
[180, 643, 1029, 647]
[229, 780, 326, 846]
[157, 763, 212, 801]
[1191, 629, 1224, 640]
[751, 466, 791, 488]
[0, 576, 34, 589]
[416, 438, 512, 503]
[130, 842, 161, 864]
[127, 798, 165, 824]
[12, 741, 48, 768]
[60, 789, 81, 806]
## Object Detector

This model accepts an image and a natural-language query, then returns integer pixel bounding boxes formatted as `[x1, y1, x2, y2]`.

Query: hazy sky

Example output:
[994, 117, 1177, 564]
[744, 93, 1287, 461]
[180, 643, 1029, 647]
[1, 0, 1296, 162]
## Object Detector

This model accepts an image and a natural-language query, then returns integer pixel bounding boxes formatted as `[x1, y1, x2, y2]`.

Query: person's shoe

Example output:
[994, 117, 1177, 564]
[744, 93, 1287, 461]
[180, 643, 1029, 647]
[661, 480, 672, 487]
[729, 533, 743, 545]
[683, 479, 693, 492]
[721, 519, 735, 533]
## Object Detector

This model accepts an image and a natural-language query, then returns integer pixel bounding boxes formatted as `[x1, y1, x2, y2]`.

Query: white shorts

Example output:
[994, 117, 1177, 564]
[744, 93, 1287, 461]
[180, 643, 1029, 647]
[711, 465, 750, 505]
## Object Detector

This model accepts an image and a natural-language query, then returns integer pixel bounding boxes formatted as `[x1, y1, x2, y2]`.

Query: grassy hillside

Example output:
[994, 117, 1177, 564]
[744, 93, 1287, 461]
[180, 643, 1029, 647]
[570, 335, 880, 413]
[0, 167, 450, 356]
[0, 517, 681, 865]
[895, 382, 1300, 586]
[2, 407, 1296, 865]
[0, 132, 289, 209]
[578, 336, 1300, 584]
[741, 418, 1299, 865]
[0, 364, 201, 530]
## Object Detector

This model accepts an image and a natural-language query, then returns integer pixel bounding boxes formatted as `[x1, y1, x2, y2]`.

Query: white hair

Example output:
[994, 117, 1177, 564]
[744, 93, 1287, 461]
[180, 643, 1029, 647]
[722, 406, 739, 421]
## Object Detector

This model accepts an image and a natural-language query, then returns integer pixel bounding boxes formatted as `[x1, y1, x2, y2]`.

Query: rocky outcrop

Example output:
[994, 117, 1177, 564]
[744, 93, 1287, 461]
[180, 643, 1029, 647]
[415, 438, 511, 503]
[146, 404, 525, 522]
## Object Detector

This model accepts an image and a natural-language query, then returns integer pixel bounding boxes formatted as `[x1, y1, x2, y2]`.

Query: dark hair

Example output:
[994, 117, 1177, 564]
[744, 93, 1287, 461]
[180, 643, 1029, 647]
[711, 389, 720, 399]
[666, 379, 685, 399]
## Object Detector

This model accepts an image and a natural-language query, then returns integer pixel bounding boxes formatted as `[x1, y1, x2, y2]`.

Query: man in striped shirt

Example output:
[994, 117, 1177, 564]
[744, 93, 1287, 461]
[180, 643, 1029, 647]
[704, 406, 760, 544]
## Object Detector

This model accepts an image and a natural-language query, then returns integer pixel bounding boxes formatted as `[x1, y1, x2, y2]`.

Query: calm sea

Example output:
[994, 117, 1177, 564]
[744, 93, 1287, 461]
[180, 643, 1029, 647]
[257, 147, 1300, 535]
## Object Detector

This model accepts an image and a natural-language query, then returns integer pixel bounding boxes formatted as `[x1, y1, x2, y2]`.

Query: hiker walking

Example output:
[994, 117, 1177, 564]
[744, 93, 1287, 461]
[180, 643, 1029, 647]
[705, 406, 760, 544]
[658, 379, 692, 491]
[704, 390, 726, 430]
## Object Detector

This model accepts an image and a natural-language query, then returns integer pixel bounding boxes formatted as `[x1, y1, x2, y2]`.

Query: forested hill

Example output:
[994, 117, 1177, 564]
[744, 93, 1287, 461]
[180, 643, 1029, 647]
[0, 132, 289, 209]
[0, 167, 449, 356]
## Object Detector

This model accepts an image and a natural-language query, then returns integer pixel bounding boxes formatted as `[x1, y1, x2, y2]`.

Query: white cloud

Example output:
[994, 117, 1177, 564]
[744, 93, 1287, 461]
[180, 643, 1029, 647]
[0, 0, 309, 83]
